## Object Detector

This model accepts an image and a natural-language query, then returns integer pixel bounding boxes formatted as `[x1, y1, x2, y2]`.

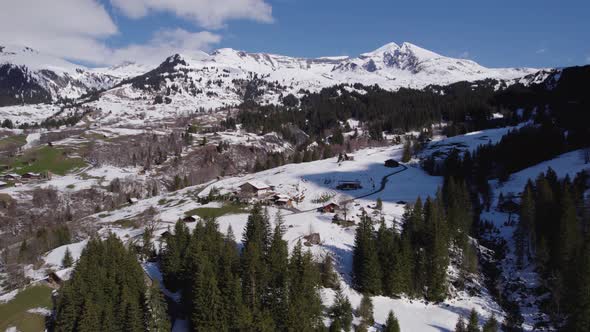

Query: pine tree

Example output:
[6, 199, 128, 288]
[329, 289, 353, 332]
[241, 205, 270, 311]
[357, 294, 374, 326]
[62, 247, 73, 268]
[78, 299, 100, 332]
[320, 253, 340, 289]
[288, 243, 323, 331]
[482, 314, 498, 332]
[402, 141, 412, 162]
[424, 196, 449, 302]
[190, 259, 225, 331]
[455, 316, 467, 332]
[515, 183, 535, 266]
[384, 310, 400, 332]
[466, 308, 480, 332]
[146, 280, 170, 332]
[267, 215, 290, 330]
[352, 212, 382, 294]
[567, 240, 590, 331]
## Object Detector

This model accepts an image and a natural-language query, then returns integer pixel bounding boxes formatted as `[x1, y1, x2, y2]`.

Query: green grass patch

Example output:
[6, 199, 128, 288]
[11, 146, 86, 176]
[66, 184, 75, 189]
[158, 198, 169, 206]
[0, 134, 26, 151]
[0, 285, 53, 332]
[185, 203, 248, 219]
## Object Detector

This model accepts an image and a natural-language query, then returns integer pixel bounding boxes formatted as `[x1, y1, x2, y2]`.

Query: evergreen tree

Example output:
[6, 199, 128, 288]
[146, 280, 170, 332]
[455, 317, 467, 332]
[466, 308, 480, 332]
[267, 214, 290, 330]
[424, 196, 449, 302]
[352, 212, 382, 294]
[329, 290, 353, 332]
[77, 299, 100, 332]
[567, 240, 590, 331]
[62, 247, 73, 268]
[357, 294, 374, 327]
[320, 253, 340, 289]
[402, 141, 412, 162]
[241, 205, 271, 311]
[384, 310, 400, 332]
[482, 314, 498, 332]
[288, 241, 323, 331]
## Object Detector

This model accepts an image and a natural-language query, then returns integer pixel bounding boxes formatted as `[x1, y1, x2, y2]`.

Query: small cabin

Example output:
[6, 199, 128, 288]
[318, 202, 339, 213]
[336, 180, 362, 191]
[47, 268, 73, 287]
[0, 181, 7, 188]
[21, 172, 41, 180]
[3, 173, 20, 181]
[384, 159, 400, 168]
[239, 181, 272, 196]
[128, 197, 139, 204]
[183, 215, 198, 223]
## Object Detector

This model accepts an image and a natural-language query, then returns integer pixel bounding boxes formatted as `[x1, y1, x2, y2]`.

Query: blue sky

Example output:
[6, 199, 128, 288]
[2, 0, 589, 68]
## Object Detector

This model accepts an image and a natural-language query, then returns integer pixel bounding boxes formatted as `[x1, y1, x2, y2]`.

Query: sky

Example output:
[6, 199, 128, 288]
[0, 0, 588, 68]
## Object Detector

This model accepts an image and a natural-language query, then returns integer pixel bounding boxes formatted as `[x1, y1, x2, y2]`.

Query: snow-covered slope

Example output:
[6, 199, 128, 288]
[99, 42, 537, 111]
[0, 45, 143, 105]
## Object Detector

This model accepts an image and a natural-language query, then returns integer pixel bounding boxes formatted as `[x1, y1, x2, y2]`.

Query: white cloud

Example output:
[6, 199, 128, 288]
[0, 0, 223, 66]
[0, 0, 117, 63]
[535, 48, 547, 54]
[586, 55, 590, 64]
[110, 0, 273, 29]
[109, 29, 222, 65]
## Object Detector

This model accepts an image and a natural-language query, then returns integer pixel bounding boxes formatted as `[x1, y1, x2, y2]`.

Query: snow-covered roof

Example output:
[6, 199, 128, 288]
[4, 173, 20, 178]
[53, 267, 74, 281]
[0, 181, 7, 186]
[241, 180, 271, 190]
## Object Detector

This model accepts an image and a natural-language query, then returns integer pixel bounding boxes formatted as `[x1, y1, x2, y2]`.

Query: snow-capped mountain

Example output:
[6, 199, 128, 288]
[102, 42, 536, 110]
[1, 42, 538, 109]
[0, 45, 146, 106]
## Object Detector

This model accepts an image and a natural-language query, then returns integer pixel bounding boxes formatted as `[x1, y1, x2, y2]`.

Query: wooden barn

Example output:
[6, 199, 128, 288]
[239, 181, 272, 196]
[336, 180, 362, 190]
[384, 159, 400, 168]
[318, 202, 339, 213]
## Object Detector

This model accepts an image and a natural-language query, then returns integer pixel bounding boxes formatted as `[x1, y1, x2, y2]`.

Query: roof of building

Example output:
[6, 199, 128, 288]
[240, 180, 271, 190]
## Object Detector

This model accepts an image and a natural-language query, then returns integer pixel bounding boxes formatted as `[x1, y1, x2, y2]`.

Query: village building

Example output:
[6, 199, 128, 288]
[128, 197, 139, 204]
[21, 172, 41, 180]
[3, 173, 20, 181]
[239, 181, 272, 196]
[318, 202, 340, 213]
[384, 159, 400, 168]
[336, 180, 362, 190]
[47, 267, 73, 287]
[0, 180, 8, 188]
[183, 215, 198, 223]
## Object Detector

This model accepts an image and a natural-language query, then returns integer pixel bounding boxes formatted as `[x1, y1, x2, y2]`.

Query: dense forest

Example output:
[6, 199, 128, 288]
[53, 235, 167, 332]
[514, 169, 590, 330]
[352, 176, 475, 302]
[226, 66, 589, 149]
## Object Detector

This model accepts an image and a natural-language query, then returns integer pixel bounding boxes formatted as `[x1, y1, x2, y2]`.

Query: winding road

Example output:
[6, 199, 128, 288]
[289, 163, 409, 214]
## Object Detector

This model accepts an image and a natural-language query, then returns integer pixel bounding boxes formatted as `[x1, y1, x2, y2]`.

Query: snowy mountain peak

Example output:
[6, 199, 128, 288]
[362, 42, 401, 56]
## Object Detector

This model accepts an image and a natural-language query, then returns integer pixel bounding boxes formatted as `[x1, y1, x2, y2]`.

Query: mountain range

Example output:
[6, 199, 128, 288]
[0, 42, 540, 108]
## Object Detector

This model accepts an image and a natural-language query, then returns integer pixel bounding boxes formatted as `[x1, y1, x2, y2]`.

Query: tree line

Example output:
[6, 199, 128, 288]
[352, 177, 476, 302]
[160, 205, 325, 331]
[514, 169, 590, 330]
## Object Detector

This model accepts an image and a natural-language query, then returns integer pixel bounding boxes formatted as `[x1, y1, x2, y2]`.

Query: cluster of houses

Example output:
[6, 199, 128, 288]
[236, 181, 295, 207]
[0, 172, 43, 187]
